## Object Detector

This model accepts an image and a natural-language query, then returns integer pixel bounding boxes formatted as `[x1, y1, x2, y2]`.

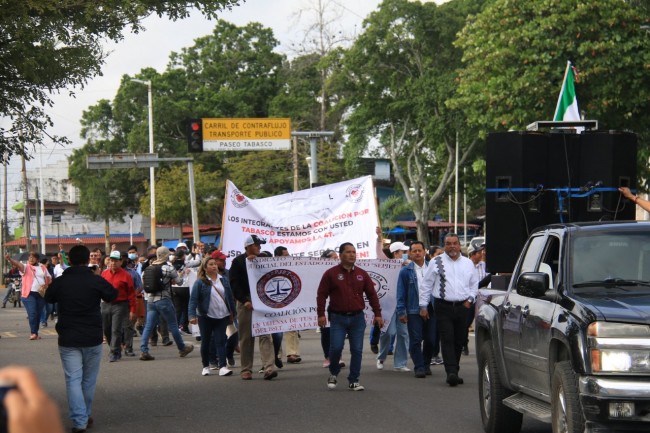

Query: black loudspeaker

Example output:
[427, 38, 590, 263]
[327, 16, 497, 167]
[486, 130, 637, 274]
[486, 132, 551, 274]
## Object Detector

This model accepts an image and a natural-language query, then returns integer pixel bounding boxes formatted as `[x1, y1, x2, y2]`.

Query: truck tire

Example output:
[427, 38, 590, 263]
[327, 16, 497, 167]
[551, 361, 585, 433]
[478, 342, 523, 433]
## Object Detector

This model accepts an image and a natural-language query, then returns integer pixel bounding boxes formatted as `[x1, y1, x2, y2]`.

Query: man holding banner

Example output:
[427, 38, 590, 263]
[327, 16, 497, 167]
[230, 235, 277, 381]
[317, 243, 384, 391]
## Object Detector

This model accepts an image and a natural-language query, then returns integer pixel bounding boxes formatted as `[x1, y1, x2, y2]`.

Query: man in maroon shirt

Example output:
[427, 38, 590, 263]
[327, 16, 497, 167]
[101, 250, 136, 362]
[317, 242, 384, 391]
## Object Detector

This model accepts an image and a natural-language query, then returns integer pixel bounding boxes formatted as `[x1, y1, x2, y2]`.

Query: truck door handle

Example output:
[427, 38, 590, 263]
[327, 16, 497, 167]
[503, 302, 511, 314]
[522, 305, 530, 318]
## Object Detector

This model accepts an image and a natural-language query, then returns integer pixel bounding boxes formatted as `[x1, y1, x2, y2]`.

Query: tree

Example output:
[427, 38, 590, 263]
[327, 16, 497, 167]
[0, 0, 239, 161]
[68, 100, 142, 252]
[336, 0, 487, 245]
[140, 163, 223, 233]
[451, 0, 650, 186]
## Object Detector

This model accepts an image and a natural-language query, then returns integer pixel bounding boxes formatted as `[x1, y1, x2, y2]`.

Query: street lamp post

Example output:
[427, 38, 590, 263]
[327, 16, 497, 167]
[131, 79, 156, 245]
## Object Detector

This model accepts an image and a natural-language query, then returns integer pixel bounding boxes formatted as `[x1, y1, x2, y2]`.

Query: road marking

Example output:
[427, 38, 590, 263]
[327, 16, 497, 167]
[0, 332, 17, 338]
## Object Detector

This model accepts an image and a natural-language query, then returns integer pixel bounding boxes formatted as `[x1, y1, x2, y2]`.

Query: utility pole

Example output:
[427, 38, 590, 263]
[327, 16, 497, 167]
[35, 186, 41, 254]
[21, 145, 31, 251]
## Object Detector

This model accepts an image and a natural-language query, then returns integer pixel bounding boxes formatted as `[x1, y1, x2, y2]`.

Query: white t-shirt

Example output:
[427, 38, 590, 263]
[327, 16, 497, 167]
[207, 277, 230, 320]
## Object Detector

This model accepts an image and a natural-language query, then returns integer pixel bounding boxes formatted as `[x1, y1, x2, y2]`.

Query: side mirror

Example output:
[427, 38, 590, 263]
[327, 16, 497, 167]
[516, 272, 549, 298]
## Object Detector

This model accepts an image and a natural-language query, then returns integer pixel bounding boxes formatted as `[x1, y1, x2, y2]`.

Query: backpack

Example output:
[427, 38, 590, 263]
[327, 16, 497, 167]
[142, 264, 165, 293]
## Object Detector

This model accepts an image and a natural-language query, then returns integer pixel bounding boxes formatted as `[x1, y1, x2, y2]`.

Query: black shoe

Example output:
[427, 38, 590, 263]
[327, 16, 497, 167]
[370, 344, 378, 354]
[424, 366, 432, 376]
[446, 373, 459, 387]
[462, 346, 469, 356]
[457, 376, 464, 385]
[124, 350, 136, 357]
[275, 358, 284, 369]
[388, 350, 393, 355]
[162, 338, 173, 346]
[414, 369, 426, 378]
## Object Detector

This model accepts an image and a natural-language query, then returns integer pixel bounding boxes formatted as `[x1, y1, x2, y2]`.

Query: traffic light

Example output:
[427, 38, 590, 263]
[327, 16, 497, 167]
[187, 119, 203, 153]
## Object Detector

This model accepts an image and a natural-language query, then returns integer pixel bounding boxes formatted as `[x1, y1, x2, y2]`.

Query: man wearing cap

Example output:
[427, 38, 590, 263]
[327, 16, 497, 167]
[376, 241, 410, 372]
[171, 242, 197, 336]
[139, 247, 194, 361]
[229, 235, 277, 380]
[464, 243, 486, 356]
[100, 251, 136, 362]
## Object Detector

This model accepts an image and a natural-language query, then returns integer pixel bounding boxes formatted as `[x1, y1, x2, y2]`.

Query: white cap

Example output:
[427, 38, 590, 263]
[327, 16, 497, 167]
[244, 235, 266, 247]
[176, 242, 188, 249]
[389, 242, 408, 253]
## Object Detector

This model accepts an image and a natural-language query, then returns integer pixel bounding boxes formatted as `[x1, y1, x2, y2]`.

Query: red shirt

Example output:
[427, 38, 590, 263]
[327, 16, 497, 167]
[101, 268, 136, 313]
[316, 264, 382, 318]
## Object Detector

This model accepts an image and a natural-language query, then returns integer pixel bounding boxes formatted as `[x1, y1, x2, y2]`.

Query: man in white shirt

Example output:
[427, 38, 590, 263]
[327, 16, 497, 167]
[421, 233, 478, 386]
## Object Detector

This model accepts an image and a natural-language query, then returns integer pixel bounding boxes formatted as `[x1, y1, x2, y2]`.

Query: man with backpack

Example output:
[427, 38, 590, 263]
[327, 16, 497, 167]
[138, 246, 194, 361]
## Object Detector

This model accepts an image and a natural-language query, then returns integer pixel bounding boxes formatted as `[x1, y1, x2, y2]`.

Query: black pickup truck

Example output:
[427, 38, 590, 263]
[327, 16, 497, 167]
[475, 221, 650, 433]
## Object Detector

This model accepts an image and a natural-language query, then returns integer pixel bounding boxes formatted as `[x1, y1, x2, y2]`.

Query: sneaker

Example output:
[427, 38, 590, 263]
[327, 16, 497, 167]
[258, 368, 265, 374]
[180, 327, 192, 336]
[348, 382, 365, 391]
[179, 344, 194, 357]
[322, 359, 330, 368]
[219, 367, 233, 377]
[370, 344, 379, 354]
[40, 322, 47, 328]
[431, 356, 444, 365]
[425, 366, 432, 376]
[376, 359, 384, 370]
[263, 370, 278, 380]
[209, 363, 219, 370]
[327, 375, 337, 390]
[227, 356, 235, 367]
[139, 352, 155, 361]
[394, 366, 411, 372]
[124, 350, 136, 357]
[162, 338, 173, 347]
[339, 360, 346, 368]
[108, 353, 118, 363]
[202, 367, 211, 376]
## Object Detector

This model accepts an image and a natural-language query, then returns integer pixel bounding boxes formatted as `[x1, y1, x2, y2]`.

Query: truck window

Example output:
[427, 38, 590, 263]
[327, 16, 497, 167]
[539, 235, 560, 289]
[519, 235, 546, 274]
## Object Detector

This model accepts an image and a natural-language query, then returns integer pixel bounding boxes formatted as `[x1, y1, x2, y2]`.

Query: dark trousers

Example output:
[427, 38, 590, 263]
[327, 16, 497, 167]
[434, 299, 470, 376]
[406, 303, 439, 372]
[172, 286, 190, 331]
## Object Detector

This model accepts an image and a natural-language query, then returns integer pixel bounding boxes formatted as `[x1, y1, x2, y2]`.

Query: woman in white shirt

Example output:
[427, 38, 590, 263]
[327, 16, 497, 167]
[188, 257, 237, 377]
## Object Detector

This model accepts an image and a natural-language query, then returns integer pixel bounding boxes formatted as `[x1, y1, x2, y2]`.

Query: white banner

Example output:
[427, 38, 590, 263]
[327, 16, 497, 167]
[247, 257, 402, 336]
[221, 176, 379, 264]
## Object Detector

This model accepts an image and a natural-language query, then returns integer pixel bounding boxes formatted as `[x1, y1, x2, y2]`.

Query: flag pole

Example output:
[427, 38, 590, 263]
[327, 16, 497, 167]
[553, 60, 572, 120]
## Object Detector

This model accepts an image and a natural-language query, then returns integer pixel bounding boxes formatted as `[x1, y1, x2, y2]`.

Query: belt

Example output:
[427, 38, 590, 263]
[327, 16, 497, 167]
[330, 310, 363, 316]
[434, 298, 468, 306]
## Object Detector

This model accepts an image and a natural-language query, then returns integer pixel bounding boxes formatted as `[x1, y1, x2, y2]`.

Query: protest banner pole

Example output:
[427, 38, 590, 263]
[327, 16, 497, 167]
[219, 180, 231, 249]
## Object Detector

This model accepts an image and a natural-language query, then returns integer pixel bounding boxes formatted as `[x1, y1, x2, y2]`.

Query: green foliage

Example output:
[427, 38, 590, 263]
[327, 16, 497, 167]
[140, 163, 222, 225]
[0, 0, 239, 161]
[336, 0, 487, 243]
[452, 0, 650, 133]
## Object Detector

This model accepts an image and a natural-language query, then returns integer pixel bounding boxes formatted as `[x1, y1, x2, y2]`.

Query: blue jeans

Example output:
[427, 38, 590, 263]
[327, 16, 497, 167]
[198, 316, 228, 368]
[328, 312, 366, 384]
[22, 292, 45, 335]
[58, 345, 103, 429]
[41, 302, 54, 325]
[407, 303, 439, 373]
[378, 311, 409, 368]
[140, 298, 187, 353]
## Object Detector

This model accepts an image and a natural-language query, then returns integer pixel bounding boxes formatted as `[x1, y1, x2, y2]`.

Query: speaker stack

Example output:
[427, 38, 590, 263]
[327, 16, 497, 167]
[485, 130, 637, 274]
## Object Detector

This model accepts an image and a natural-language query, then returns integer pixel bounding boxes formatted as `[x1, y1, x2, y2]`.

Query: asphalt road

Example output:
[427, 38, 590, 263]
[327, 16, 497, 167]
[0, 292, 550, 433]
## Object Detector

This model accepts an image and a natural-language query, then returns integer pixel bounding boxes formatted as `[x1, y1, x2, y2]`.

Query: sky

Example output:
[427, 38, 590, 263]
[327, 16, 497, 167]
[5, 0, 446, 208]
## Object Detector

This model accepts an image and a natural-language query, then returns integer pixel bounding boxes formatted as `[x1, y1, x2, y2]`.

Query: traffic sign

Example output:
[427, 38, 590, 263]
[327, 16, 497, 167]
[202, 118, 291, 151]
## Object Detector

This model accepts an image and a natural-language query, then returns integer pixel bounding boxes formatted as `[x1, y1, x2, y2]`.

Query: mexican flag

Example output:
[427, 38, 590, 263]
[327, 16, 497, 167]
[553, 61, 580, 121]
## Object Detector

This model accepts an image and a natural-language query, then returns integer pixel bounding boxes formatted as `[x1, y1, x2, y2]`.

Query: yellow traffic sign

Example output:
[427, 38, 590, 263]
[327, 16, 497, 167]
[202, 118, 291, 151]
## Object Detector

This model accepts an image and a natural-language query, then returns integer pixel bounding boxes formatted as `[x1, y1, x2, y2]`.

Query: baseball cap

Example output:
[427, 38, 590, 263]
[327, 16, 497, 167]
[109, 251, 122, 260]
[389, 242, 408, 253]
[210, 250, 227, 260]
[244, 235, 266, 247]
[154, 246, 171, 264]
[176, 242, 188, 249]
[468, 244, 485, 255]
